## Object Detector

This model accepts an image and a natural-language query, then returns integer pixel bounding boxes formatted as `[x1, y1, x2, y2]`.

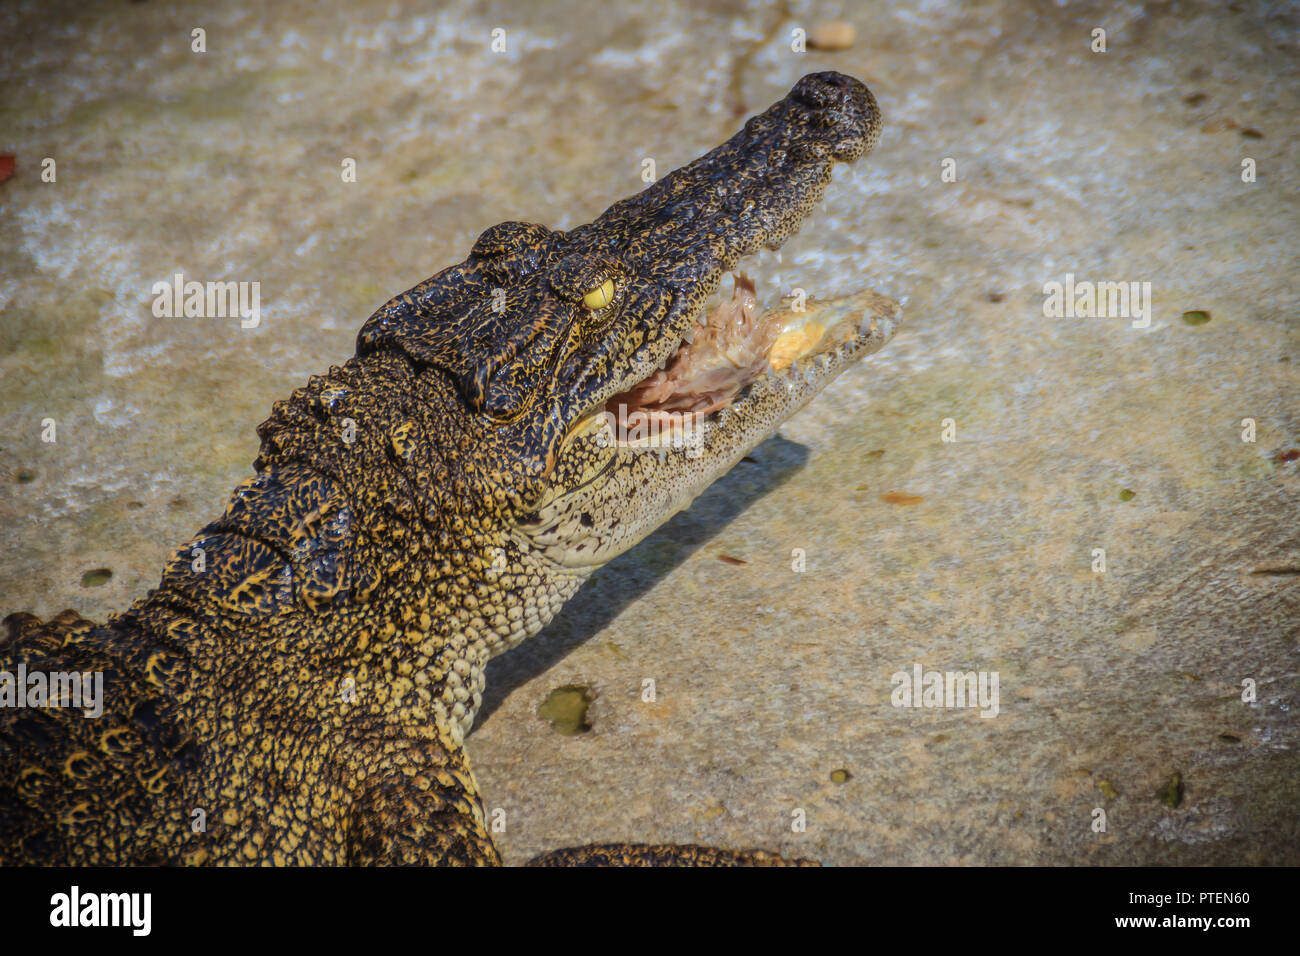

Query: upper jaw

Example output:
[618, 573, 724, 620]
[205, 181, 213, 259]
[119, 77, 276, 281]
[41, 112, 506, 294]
[557, 71, 882, 433]
[566, 159, 847, 423]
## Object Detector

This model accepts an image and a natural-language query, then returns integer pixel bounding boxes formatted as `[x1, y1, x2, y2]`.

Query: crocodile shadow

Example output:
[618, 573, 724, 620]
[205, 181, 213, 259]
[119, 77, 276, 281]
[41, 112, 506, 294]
[474, 434, 810, 728]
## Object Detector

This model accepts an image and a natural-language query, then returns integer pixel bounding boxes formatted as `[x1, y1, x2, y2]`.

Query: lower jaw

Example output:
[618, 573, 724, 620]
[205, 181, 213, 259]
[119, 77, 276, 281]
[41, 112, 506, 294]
[601, 286, 902, 451]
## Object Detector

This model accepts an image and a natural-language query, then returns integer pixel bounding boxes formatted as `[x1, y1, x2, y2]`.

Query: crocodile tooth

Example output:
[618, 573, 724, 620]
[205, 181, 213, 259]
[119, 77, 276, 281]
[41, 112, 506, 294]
[681, 327, 695, 344]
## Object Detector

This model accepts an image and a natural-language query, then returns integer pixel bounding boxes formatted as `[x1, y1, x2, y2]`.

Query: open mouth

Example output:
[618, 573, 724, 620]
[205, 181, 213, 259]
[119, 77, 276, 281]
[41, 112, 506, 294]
[600, 270, 890, 443]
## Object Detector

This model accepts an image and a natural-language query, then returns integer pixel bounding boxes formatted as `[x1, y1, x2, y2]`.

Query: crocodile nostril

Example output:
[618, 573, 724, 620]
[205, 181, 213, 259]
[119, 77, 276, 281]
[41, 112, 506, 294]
[786, 73, 877, 157]
[793, 71, 864, 110]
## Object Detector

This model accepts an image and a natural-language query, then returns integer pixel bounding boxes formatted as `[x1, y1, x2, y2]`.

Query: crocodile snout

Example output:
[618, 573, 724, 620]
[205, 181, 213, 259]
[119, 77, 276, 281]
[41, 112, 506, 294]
[787, 70, 881, 163]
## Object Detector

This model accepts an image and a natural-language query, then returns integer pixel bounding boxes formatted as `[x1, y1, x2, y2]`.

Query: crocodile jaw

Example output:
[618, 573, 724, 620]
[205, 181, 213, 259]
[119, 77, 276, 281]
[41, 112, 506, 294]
[511, 73, 891, 570]
[516, 283, 898, 569]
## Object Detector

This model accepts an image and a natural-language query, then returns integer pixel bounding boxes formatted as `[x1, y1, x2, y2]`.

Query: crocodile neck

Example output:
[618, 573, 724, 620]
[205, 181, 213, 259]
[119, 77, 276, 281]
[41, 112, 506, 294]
[121, 349, 585, 747]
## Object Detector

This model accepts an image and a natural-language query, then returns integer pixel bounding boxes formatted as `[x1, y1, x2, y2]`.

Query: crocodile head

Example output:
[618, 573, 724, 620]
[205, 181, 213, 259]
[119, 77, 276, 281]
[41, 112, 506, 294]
[359, 71, 893, 575]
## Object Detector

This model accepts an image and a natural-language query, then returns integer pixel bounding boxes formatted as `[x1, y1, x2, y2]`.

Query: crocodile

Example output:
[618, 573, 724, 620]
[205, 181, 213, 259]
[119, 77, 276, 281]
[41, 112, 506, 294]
[0, 71, 896, 865]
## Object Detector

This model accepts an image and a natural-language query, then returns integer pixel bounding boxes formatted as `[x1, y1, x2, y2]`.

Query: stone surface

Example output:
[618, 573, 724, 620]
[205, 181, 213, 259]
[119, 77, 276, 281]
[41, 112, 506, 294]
[1, 0, 1296, 864]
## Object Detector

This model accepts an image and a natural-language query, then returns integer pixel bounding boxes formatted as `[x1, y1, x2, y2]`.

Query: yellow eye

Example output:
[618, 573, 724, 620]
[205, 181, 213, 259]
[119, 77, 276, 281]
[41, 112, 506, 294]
[581, 278, 615, 311]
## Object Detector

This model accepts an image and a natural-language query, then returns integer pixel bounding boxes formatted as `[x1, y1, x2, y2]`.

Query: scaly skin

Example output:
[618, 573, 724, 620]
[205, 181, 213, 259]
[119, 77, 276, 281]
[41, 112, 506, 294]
[0, 72, 892, 865]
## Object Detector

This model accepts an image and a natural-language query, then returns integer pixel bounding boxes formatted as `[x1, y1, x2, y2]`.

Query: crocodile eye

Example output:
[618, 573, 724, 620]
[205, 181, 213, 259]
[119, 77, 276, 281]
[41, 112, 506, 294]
[581, 278, 615, 311]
